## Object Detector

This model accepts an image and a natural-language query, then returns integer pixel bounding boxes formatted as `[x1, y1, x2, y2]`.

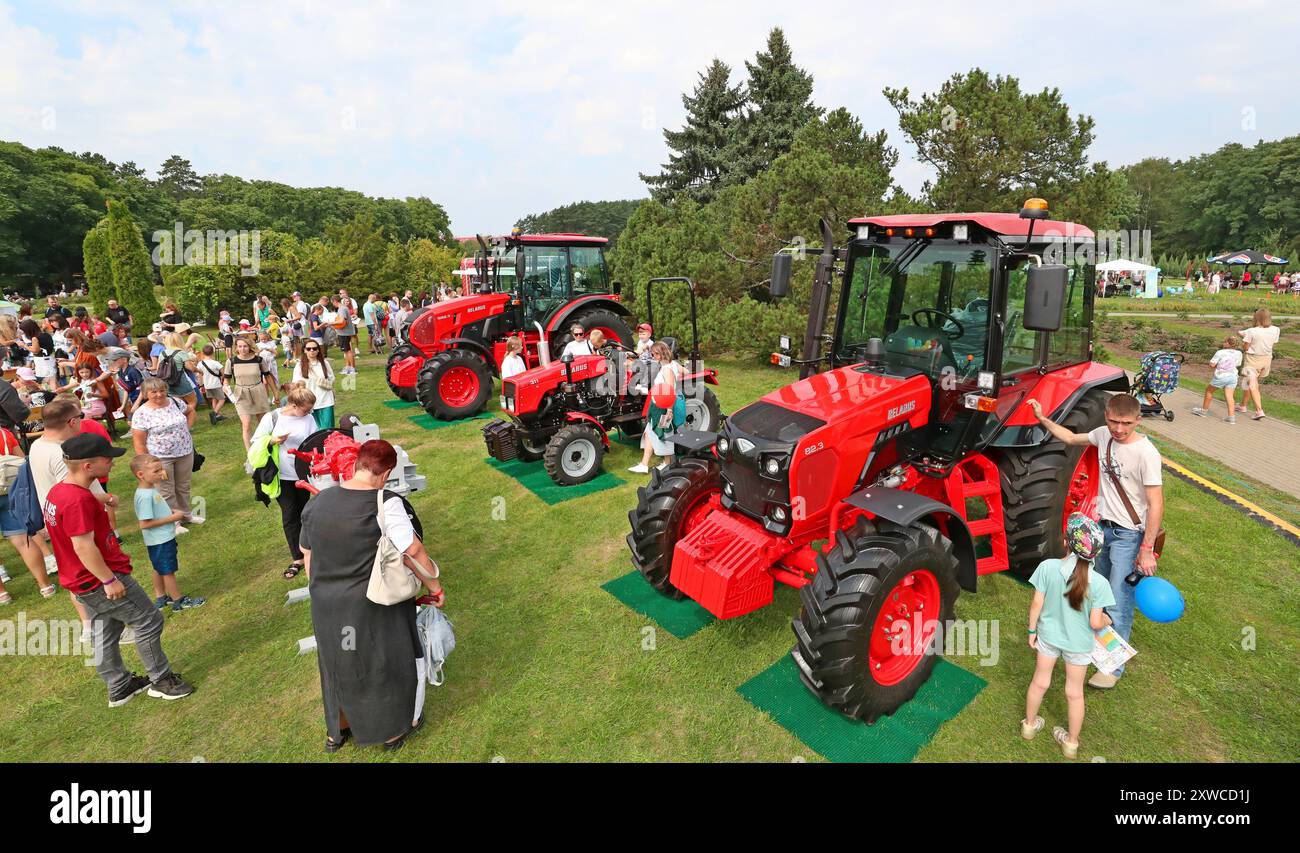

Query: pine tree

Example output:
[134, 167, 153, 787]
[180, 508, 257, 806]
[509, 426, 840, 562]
[81, 218, 113, 316]
[640, 59, 746, 204]
[724, 27, 822, 186]
[106, 199, 161, 334]
[157, 154, 201, 200]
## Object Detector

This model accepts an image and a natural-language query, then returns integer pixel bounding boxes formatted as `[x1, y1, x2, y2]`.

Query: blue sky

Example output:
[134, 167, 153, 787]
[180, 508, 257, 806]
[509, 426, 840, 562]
[2, 1, 1296, 234]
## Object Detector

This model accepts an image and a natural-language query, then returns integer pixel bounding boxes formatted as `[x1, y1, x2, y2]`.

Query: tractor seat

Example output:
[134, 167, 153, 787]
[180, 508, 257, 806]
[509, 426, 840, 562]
[659, 336, 680, 359]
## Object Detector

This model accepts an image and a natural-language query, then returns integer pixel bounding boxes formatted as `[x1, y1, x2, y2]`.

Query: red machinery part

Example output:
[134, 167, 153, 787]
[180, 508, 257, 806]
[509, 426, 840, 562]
[389, 354, 424, 389]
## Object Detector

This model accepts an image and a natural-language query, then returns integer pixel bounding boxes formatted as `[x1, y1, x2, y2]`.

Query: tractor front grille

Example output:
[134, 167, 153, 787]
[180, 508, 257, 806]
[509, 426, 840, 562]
[482, 418, 520, 462]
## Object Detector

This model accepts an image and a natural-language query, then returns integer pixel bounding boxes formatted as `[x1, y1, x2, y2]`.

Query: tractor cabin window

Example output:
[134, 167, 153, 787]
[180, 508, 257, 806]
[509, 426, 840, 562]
[521, 246, 570, 318]
[1045, 259, 1092, 366]
[569, 246, 608, 297]
[1000, 263, 1044, 373]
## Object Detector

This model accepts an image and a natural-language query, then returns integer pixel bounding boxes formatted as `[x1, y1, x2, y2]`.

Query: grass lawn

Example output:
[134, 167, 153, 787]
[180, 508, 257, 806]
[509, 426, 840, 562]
[0, 352, 1295, 762]
[1103, 287, 1300, 315]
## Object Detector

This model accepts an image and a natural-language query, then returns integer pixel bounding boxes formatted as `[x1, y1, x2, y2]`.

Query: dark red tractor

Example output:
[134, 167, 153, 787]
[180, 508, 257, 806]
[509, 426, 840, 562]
[482, 277, 722, 485]
[387, 231, 635, 419]
[627, 200, 1127, 722]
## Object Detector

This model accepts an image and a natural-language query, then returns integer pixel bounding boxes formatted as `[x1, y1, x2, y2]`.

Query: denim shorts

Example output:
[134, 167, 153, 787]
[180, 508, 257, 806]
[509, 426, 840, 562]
[146, 539, 180, 575]
[1037, 637, 1093, 667]
[0, 494, 24, 538]
[1210, 374, 1238, 389]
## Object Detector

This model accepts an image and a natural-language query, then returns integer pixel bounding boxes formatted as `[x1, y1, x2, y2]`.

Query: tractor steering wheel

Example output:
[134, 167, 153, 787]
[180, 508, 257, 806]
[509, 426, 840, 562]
[910, 308, 965, 339]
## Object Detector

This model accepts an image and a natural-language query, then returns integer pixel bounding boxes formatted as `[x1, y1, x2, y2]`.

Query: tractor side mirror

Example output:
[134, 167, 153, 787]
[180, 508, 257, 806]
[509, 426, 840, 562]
[612, 281, 622, 295]
[1023, 265, 1069, 332]
[770, 252, 792, 298]
[515, 251, 527, 287]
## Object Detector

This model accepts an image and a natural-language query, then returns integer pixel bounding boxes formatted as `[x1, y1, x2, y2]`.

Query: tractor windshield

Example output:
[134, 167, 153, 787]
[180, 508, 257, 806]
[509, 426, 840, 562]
[838, 240, 993, 381]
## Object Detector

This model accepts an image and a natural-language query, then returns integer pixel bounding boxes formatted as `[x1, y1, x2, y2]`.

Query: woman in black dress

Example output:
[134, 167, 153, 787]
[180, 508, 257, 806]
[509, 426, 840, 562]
[300, 439, 444, 752]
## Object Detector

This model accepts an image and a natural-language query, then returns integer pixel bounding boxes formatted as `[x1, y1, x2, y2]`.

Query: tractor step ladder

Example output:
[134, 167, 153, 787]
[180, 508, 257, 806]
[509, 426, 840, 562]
[943, 454, 1009, 575]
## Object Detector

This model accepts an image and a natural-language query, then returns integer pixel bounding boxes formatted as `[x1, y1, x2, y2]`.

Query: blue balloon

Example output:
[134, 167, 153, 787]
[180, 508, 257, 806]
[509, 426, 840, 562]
[1135, 577, 1185, 623]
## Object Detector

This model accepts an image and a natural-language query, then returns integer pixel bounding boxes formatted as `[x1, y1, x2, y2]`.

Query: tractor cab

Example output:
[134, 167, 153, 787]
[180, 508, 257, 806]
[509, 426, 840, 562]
[773, 203, 1097, 470]
[478, 232, 618, 334]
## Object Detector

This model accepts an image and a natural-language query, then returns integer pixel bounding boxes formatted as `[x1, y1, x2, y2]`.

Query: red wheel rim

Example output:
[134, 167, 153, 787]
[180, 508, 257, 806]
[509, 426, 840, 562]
[868, 569, 941, 686]
[438, 366, 480, 408]
[1062, 446, 1100, 530]
[678, 490, 719, 538]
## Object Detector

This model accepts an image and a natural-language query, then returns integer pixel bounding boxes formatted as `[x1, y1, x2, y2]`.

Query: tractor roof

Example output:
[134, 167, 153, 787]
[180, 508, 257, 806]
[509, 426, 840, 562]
[513, 233, 608, 245]
[849, 213, 1094, 239]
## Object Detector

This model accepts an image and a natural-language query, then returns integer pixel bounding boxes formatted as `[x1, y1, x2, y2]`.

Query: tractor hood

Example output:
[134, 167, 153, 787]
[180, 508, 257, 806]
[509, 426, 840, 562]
[408, 292, 510, 352]
[760, 363, 931, 428]
[502, 353, 611, 417]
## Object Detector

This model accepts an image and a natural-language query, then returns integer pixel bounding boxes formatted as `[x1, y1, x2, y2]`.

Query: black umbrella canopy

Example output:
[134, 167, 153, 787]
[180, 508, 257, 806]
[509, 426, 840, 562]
[1207, 250, 1290, 265]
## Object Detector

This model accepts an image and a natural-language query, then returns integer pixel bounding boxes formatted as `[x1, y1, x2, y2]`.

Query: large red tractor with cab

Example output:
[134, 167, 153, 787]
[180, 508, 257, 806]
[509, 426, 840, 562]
[387, 231, 636, 419]
[482, 277, 723, 485]
[627, 200, 1127, 722]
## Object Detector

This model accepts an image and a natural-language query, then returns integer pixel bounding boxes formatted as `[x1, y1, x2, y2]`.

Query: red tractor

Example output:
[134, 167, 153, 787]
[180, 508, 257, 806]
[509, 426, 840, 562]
[627, 200, 1127, 722]
[386, 232, 635, 419]
[482, 277, 722, 485]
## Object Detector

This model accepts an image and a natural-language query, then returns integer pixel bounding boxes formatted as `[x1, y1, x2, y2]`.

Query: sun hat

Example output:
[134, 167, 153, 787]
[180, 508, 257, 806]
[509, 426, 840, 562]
[1065, 512, 1104, 560]
[16, 366, 36, 381]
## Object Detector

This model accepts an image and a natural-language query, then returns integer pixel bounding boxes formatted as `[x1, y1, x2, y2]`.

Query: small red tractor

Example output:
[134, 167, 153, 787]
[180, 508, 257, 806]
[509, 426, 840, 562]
[387, 231, 635, 419]
[627, 200, 1127, 722]
[482, 277, 722, 485]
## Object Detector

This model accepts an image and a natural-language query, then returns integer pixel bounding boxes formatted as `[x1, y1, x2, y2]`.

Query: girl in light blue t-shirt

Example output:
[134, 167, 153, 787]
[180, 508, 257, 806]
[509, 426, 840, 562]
[1023, 513, 1115, 759]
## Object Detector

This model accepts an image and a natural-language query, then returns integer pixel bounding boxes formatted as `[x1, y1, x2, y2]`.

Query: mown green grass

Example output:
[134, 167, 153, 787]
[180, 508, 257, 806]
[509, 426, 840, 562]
[0, 352, 1295, 762]
[1108, 288, 1300, 315]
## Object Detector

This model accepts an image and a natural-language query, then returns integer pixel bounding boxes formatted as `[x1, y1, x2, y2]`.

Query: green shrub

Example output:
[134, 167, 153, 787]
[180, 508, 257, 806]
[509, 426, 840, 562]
[106, 200, 162, 335]
[81, 220, 113, 316]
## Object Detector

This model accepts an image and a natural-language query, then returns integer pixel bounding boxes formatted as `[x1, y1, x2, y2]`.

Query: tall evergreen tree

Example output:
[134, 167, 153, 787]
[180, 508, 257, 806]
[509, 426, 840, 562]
[157, 154, 201, 200]
[81, 218, 113, 316]
[106, 199, 161, 332]
[640, 59, 745, 204]
[724, 27, 822, 186]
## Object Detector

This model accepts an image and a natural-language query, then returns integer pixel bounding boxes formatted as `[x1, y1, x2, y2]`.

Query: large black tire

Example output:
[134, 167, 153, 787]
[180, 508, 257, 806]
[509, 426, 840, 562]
[992, 388, 1107, 579]
[543, 423, 606, 485]
[792, 519, 960, 723]
[625, 457, 721, 600]
[416, 348, 493, 420]
[386, 344, 419, 402]
[681, 387, 722, 433]
[551, 308, 634, 358]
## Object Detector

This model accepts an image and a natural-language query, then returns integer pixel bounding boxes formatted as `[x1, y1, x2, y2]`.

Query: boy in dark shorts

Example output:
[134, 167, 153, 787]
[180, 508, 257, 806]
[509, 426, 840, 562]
[131, 454, 205, 612]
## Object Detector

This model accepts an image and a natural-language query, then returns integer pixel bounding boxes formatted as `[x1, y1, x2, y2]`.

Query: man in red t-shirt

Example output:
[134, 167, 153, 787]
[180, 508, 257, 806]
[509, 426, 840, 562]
[46, 434, 194, 706]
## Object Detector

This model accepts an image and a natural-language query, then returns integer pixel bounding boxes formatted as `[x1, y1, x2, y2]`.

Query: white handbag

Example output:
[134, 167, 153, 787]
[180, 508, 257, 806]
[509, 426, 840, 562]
[365, 489, 422, 605]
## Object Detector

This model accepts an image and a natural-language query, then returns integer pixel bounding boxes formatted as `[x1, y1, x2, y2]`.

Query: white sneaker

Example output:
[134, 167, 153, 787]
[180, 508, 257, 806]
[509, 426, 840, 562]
[1190, 407, 1207, 416]
[627, 464, 650, 474]
[175, 525, 190, 535]
[186, 515, 205, 525]
[0, 564, 9, 583]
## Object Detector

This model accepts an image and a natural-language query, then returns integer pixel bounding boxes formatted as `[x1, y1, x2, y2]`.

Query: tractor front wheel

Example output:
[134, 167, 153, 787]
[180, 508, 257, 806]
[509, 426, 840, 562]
[543, 424, 606, 486]
[416, 348, 493, 420]
[386, 344, 419, 402]
[681, 387, 722, 433]
[792, 519, 960, 723]
[626, 457, 721, 599]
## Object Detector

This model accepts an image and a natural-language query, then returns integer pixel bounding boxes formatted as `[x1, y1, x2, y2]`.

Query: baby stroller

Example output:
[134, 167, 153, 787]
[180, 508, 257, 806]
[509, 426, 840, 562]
[1130, 351, 1184, 421]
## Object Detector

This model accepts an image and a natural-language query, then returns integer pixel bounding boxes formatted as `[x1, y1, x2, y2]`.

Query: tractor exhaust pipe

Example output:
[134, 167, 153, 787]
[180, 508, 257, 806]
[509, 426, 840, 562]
[534, 321, 551, 367]
[800, 218, 837, 380]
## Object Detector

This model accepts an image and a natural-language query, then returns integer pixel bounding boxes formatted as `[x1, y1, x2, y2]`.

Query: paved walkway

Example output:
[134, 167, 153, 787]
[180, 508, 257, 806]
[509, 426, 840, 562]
[1131, 382, 1300, 500]
[1105, 312, 1299, 320]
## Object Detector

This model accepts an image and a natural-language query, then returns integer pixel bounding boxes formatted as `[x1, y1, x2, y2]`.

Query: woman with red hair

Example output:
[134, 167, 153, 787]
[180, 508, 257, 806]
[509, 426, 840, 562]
[300, 440, 444, 752]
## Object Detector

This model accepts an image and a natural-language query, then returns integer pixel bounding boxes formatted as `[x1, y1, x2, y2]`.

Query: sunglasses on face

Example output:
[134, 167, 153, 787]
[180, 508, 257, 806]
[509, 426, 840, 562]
[304, 346, 319, 352]
[572, 332, 585, 338]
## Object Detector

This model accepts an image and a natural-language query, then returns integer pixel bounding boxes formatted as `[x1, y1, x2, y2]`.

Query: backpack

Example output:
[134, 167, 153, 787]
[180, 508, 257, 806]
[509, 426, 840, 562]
[0, 432, 23, 496]
[6, 459, 44, 535]
[155, 348, 178, 383]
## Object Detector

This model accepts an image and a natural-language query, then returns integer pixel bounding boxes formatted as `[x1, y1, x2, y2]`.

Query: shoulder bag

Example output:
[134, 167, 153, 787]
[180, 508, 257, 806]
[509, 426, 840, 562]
[366, 488, 423, 605]
[1104, 438, 1166, 556]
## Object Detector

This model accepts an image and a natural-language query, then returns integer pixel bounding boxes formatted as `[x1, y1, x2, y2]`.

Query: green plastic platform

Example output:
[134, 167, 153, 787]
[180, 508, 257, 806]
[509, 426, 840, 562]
[484, 457, 624, 505]
[381, 399, 420, 410]
[737, 656, 986, 763]
[601, 570, 715, 639]
[410, 412, 492, 430]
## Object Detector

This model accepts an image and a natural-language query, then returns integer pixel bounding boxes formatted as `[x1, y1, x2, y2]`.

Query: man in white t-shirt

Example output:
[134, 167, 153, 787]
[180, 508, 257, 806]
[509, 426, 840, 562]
[560, 323, 594, 360]
[1027, 392, 1164, 689]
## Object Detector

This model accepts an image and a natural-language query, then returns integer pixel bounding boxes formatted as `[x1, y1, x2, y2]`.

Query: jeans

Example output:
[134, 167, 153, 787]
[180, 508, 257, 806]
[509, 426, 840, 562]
[276, 482, 310, 561]
[1093, 522, 1141, 676]
[75, 574, 171, 694]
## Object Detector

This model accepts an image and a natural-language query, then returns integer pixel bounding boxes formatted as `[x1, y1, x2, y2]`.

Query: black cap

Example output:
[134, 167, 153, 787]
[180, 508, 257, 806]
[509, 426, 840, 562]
[62, 434, 127, 461]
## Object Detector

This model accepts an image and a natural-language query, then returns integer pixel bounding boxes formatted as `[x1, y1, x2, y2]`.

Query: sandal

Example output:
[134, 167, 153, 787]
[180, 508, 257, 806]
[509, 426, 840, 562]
[1052, 726, 1079, 759]
[39, 584, 57, 599]
[0, 591, 12, 605]
[283, 563, 304, 580]
[324, 727, 352, 753]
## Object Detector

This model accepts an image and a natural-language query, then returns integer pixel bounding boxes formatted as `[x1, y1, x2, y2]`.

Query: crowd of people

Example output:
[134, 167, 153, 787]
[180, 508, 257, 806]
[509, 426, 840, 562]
[1191, 308, 1281, 422]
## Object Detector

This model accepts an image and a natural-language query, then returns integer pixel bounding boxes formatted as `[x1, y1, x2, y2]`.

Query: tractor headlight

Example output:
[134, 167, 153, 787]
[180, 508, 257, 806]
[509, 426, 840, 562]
[723, 481, 734, 497]
[770, 505, 787, 523]
[764, 457, 781, 476]
[717, 436, 730, 456]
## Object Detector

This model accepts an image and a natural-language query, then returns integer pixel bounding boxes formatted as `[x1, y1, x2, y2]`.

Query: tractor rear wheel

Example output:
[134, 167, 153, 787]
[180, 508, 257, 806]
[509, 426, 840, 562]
[993, 388, 1107, 580]
[543, 424, 606, 485]
[416, 348, 493, 420]
[386, 344, 419, 402]
[682, 387, 722, 433]
[792, 518, 960, 723]
[626, 458, 721, 599]
[552, 308, 634, 358]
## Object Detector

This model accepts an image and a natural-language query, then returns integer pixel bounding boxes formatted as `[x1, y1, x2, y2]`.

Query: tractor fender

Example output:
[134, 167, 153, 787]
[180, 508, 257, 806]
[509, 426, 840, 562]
[439, 338, 498, 375]
[842, 487, 978, 593]
[680, 369, 719, 386]
[546, 297, 634, 335]
[563, 411, 611, 448]
[993, 367, 1129, 448]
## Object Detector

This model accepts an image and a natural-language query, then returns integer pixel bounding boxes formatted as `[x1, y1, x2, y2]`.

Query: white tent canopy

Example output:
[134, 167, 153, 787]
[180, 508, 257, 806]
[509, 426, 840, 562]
[1097, 259, 1158, 272]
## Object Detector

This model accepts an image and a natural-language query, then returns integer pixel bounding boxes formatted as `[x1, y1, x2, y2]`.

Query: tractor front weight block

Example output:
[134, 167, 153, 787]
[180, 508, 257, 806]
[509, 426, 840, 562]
[482, 419, 521, 462]
[669, 510, 785, 619]
[389, 355, 424, 390]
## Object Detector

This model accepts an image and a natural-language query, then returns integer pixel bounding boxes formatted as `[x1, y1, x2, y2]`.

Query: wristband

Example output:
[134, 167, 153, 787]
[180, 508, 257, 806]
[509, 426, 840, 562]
[1140, 544, 1155, 551]
[1027, 629, 1037, 634]
[102, 576, 118, 585]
